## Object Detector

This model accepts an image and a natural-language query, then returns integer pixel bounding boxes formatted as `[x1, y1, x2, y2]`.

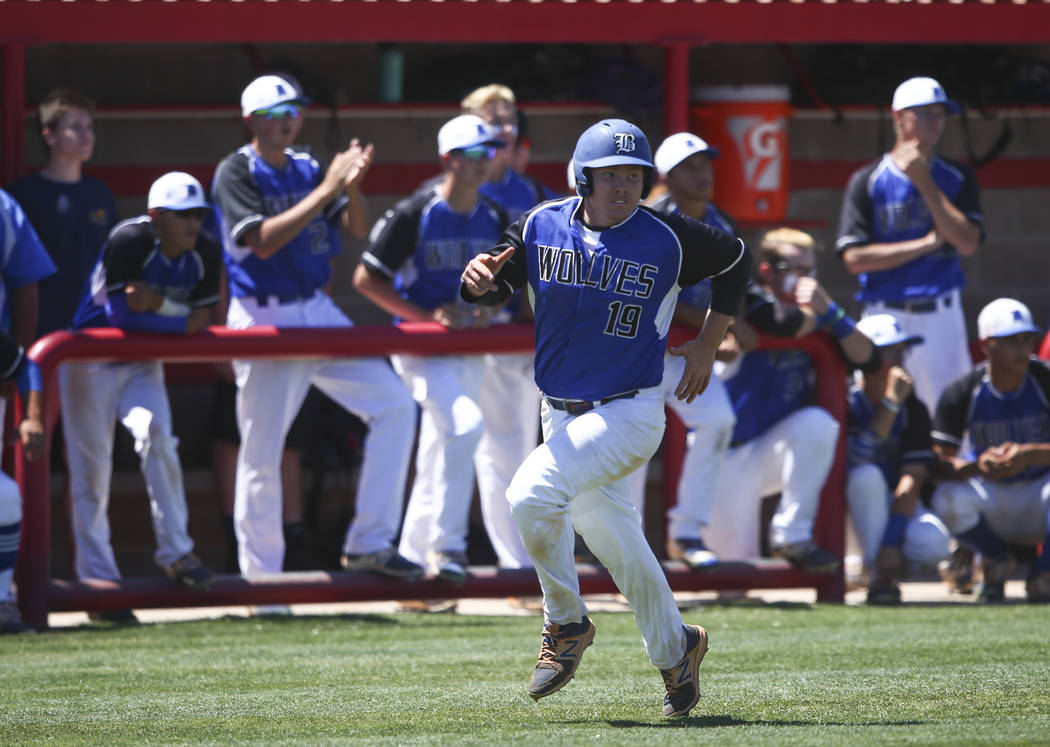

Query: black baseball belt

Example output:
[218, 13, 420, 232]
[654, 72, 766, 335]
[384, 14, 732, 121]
[545, 390, 639, 417]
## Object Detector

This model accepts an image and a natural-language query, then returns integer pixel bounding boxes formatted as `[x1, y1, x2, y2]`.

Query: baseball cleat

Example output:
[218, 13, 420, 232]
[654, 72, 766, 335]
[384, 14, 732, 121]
[1025, 568, 1050, 604]
[660, 624, 709, 718]
[667, 537, 719, 569]
[165, 552, 216, 591]
[88, 609, 139, 625]
[0, 600, 35, 635]
[977, 556, 1012, 604]
[426, 550, 468, 584]
[938, 545, 976, 595]
[341, 548, 424, 580]
[866, 582, 902, 606]
[772, 541, 840, 573]
[528, 616, 596, 701]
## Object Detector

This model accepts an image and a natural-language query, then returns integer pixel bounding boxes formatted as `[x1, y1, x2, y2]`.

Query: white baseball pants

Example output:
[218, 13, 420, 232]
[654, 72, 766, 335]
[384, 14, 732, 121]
[846, 464, 951, 571]
[228, 293, 416, 575]
[60, 361, 194, 580]
[475, 352, 538, 568]
[0, 399, 21, 603]
[507, 386, 688, 669]
[627, 352, 735, 539]
[863, 290, 971, 413]
[705, 406, 839, 558]
[931, 475, 1050, 546]
[393, 353, 485, 565]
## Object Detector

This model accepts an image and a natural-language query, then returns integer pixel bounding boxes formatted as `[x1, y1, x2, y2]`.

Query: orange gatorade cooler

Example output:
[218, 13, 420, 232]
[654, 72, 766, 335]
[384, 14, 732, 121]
[691, 85, 792, 222]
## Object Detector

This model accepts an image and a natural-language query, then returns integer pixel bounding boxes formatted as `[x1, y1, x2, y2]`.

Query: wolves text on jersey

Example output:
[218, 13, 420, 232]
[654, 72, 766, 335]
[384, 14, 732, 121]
[537, 244, 657, 299]
[423, 238, 494, 272]
[969, 414, 1050, 455]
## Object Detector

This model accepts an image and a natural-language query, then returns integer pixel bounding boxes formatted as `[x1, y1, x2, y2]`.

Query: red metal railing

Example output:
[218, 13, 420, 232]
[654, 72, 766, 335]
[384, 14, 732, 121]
[19, 323, 846, 630]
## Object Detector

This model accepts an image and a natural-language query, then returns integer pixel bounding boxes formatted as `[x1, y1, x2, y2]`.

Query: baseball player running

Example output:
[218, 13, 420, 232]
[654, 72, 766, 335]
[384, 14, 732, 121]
[930, 298, 1050, 603]
[61, 172, 219, 596]
[629, 131, 743, 568]
[461, 119, 751, 717]
[836, 77, 984, 412]
[212, 74, 418, 581]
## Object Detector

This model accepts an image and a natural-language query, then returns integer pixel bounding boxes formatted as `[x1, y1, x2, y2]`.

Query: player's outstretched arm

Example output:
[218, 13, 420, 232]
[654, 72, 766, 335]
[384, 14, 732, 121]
[669, 309, 732, 403]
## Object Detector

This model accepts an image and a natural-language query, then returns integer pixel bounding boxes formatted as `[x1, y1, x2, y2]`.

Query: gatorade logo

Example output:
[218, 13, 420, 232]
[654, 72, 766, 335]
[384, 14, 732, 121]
[727, 116, 786, 191]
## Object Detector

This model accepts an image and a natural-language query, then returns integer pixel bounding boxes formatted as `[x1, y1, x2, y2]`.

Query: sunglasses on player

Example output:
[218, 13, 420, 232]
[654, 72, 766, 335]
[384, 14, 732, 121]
[252, 104, 302, 120]
[455, 145, 496, 161]
[161, 208, 209, 221]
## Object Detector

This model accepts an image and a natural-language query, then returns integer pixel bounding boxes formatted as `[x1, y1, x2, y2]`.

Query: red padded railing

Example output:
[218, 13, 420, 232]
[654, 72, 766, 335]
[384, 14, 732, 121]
[19, 323, 846, 630]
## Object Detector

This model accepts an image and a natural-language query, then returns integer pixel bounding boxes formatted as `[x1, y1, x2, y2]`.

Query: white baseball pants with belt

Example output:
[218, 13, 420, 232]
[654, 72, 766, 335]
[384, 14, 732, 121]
[393, 353, 485, 565]
[60, 361, 194, 580]
[627, 352, 735, 539]
[507, 386, 688, 670]
[847, 463, 951, 571]
[863, 289, 971, 413]
[705, 406, 839, 558]
[228, 292, 416, 575]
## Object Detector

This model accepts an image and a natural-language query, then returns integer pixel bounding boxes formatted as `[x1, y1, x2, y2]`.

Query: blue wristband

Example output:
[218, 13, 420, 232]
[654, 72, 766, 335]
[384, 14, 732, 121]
[880, 512, 909, 549]
[17, 358, 42, 395]
[829, 311, 858, 340]
[815, 301, 842, 329]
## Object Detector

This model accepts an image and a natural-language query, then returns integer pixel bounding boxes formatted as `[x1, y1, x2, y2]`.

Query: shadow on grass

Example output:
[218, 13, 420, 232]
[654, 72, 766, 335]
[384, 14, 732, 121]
[603, 715, 925, 728]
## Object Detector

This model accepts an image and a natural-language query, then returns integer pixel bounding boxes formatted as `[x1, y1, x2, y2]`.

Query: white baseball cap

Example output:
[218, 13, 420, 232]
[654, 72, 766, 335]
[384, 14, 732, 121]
[653, 132, 721, 176]
[241, 74, 309, 118]
[891, 76, 960, 115]
[147, 172, 209, 211]
[437, 114, 504, 156]
[856, 314, 924, 348]
[977, 298, 1040, 340]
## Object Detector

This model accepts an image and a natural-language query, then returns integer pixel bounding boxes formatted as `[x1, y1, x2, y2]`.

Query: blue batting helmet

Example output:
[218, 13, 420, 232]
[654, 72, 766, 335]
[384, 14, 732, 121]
[572, 119, 654, 199]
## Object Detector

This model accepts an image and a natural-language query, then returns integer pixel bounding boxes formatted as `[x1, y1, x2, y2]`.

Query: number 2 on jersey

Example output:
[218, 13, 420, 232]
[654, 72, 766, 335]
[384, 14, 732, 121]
[604, 300, 642, 338]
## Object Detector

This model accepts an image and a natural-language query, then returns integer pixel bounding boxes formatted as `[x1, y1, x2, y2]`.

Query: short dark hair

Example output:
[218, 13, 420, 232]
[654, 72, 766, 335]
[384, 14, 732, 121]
[37, 89, 96, 149]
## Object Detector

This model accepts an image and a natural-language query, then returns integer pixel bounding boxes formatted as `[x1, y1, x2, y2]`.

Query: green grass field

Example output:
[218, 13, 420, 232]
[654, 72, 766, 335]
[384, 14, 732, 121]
[4, 603, 1049, 745]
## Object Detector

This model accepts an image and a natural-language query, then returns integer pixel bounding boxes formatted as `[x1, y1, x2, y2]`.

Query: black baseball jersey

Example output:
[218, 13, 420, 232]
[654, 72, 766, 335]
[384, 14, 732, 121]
[932, 359, 1050, 483]
[72, 216, 222, 332]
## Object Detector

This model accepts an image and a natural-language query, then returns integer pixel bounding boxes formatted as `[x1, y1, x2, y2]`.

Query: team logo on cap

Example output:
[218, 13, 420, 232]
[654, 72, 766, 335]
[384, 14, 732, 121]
[613, 133, 636, 154]
[187, 184, 198, 197]
[476, 123, 486, 136]
[276, 83, 287, 95]
[1013, 310, 1024, 322]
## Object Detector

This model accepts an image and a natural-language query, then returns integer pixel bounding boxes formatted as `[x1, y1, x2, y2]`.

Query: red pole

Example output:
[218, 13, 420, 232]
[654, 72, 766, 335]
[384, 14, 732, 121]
[663, 43, 691, 136]
[2, 44, 27, 187]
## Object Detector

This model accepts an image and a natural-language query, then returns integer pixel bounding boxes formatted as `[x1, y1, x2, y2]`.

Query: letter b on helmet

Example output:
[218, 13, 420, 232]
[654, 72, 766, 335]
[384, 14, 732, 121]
[572, 119, 654, 198]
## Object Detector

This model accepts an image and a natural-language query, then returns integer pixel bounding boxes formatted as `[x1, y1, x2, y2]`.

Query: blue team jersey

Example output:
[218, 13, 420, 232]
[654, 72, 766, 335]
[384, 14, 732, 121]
[480, 169, 553, 224]
[0, 188, 58, 336]
[835, 154, 983, 302]
[464, 197, 750, 401]
[847, 385, 933, 486]
[73, 215, 222, 332]
[933, 360, 1050, 483]
[363, 185, 507, 313]
[212, 145, 346, 299]
[649, 194, 737, 312]
[8, 172, 118, 336]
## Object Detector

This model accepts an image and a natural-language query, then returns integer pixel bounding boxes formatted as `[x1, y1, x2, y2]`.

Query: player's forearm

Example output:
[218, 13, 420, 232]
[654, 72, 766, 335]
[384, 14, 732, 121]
[672, 303, 708, 329]
[890, 468, 924, 517]
[1017, 443, 1050, 467]
[352, 264, 432, 322]
[841, 238, 938, 274]
[248, 184, 336, 259]
[341, 185, 370, 240]
[21, 388, 42, 423]
[911, 179, 980, 257]
[694, 310, 733, 355]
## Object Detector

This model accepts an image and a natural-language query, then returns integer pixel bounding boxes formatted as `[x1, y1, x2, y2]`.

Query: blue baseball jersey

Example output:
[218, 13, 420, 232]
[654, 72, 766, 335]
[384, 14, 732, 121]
[835, 154, 984, 302]
[363, 184, 507, 314]
[480, 168, 554, 224]
[212, 145, 346, 299]
[72, 215, 222, 333]
[0, 188, 58, 336]
[8, 173, 118, 336]
[847, 386, 933, 485]
[932, 359, 1050, 483]
[462, 196, 750, 401]
[649, 194, 737, 312]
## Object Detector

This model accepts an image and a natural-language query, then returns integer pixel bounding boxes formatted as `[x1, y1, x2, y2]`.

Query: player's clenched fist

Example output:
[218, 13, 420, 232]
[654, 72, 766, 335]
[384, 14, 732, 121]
[461, 246, 514, 297]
